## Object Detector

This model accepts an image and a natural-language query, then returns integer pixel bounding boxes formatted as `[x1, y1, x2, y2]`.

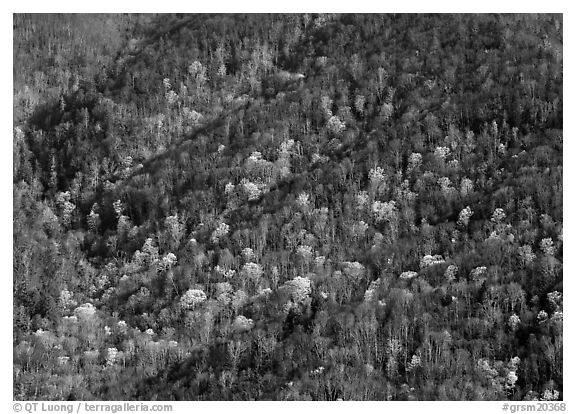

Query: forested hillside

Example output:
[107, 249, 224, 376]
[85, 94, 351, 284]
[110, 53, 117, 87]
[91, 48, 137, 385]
[13, 13, 563, 401]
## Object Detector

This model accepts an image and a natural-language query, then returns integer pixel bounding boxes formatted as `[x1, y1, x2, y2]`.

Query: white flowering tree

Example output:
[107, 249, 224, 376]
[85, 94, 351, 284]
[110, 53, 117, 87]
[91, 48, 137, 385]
[180, 289, 207, 310]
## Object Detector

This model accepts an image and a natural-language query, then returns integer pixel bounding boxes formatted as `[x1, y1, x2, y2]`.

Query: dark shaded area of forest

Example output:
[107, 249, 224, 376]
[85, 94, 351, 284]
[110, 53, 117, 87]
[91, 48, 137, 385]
[13, 13, 562, 401]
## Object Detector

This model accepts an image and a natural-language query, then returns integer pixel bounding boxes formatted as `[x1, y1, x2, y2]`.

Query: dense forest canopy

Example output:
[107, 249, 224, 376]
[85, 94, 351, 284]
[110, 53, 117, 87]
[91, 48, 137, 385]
[13, 13, 562, 401]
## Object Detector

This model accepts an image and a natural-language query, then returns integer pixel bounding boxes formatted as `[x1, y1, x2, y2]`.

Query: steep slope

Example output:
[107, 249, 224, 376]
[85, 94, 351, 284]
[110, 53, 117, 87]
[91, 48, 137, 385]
[14, 14, 562, 401]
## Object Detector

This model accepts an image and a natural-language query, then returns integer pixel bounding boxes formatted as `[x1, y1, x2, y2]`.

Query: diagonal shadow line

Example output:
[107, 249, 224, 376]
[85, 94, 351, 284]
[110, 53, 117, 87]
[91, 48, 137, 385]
[104, 98, 251, 191]
[103, 74, 308, 194]
[121, 15, 199, 69]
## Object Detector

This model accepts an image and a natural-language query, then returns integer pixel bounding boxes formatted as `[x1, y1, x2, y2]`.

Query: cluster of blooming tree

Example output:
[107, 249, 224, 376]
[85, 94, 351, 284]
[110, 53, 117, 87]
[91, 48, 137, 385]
[13, 13, 562, 401]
